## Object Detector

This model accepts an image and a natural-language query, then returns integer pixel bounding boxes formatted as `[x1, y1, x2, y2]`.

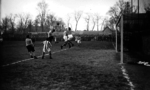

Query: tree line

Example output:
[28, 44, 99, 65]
[2, 0, 147, 34]
[0, 0, 66, 34]
[106, 0, 150, 30]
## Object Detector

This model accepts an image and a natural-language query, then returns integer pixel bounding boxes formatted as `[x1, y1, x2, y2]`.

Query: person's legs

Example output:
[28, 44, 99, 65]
[32, 52, 38, 59]
[48, 48, 52, 59]
[29, 52, 33, 58]
[49, 51, 52, 59]
[31, 46, 37, 59]
[42, 52, 45, 59]
[68, 40, 74, 47]
[67, 41, 72, 48]
[68, 35, 74, 47]
[61, 41, 68, 49]
[61, 36, 68, 49]
[27, 46, 33, 58]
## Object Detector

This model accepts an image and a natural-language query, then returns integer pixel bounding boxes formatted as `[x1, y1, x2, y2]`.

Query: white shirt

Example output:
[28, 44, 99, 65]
[43, 40, 52, 52]
[25, 38, 33, 46]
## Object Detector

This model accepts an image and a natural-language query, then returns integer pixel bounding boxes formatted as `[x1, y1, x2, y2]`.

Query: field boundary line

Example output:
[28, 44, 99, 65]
[113, 40, 135, 90]
[120, 64, 135, 90]
[2, 48, 68, 67]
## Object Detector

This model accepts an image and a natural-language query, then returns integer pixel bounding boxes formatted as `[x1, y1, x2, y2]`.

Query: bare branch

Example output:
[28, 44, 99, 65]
[84, 13, 91, 31]
[36, 0, 49, 32]
[74, 11, 83, 31]
[95, 13, 101, 31]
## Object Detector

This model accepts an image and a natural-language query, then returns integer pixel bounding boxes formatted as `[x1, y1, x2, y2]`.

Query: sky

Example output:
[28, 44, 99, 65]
[1, 0, 150, 30]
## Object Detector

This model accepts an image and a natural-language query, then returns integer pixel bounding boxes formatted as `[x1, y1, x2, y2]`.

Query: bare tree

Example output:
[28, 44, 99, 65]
[66, 14, 71, 28]
[37, 0, 48, 32]
[74, 11, 83, 31]
[116, 0, 126, 12]
[55, 18, 66, 32]
[1, 16, 10, 32]
[17, 13, 31, 33]
[46, 13, 56, 28]
[34, 18, 39, 32]
[28, 19, 33, 32]
[91, 15, 96, 31]
[95, 13, 101, 31]
[107, 0, 131, 29]
[8, 14, 17, 33]
[84, 13, 91, 31]
[107, 6, 119, 29]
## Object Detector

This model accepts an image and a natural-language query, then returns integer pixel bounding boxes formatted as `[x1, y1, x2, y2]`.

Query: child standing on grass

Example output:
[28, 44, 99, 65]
[75, 36, 81, 45]
[25, 35, 38, 59]
[42, 38, 53, 59]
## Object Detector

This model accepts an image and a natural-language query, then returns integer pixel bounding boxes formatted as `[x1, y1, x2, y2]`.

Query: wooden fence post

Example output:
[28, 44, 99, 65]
[121, 15, 124, 64]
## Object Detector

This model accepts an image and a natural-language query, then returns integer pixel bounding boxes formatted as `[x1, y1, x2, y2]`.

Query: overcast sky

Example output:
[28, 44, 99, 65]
[2, 0, 118, 17]
[1, 0, 150, 30]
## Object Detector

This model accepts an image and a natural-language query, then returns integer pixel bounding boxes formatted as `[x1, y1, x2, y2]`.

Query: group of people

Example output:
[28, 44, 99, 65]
[61, 27, 74, 49]
[25, 27, 78, 59]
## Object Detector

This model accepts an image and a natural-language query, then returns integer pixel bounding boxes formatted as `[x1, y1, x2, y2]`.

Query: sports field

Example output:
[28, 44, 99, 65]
[1, 41, 150, 90]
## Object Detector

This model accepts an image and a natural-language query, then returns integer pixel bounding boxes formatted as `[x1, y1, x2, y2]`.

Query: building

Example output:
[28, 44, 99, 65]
[102, 27, 115, 35]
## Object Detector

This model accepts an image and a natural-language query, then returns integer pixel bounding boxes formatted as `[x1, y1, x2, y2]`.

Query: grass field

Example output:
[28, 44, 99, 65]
[1, 41, 150, 90]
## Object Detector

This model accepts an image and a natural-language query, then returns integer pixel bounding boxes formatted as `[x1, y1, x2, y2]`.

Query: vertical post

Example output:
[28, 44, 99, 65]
[115, 25, 118, 52]
[121, 15, 124, 64]
[138, 0, 139, 14]
[131, 0, 133, 13]
[0, 0, 1, 26]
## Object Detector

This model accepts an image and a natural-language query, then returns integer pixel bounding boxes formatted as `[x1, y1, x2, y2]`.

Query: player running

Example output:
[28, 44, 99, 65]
[25, 34, 38, 59]
[42, 38, 53, 59]
[67, 27, 74, 47]
[47, 26, 55, 43]
[61, 27, 74, 49]
[61, 30, 70, 49]
[41, 26, 55, 59]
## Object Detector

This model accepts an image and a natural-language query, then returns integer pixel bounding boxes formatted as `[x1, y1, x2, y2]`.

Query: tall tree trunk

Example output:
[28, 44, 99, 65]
[36, 25, 37, 32]
[75, 22, 78, 31]
[41, 22, 43, 32]
[92, 23, 95, 31]
[97, 22, 99, 31]
[88, 22, 89, 31]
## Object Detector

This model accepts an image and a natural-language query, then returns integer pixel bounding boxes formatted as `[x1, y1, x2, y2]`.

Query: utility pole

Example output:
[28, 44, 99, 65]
[131, 0, 133, 13]
[0, 0, 1, 26]
[121, 15, 124, 64]
[138, 0, 139, 14]
[137, 0, 139, 32]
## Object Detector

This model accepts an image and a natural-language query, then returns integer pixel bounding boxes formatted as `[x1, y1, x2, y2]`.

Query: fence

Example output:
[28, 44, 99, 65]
[116, 12, 150, 62]
[2, 33, 115, 42]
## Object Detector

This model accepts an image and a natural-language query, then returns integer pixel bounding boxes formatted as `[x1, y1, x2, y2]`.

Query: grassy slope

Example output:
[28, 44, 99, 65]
[1, 41, 130, 90]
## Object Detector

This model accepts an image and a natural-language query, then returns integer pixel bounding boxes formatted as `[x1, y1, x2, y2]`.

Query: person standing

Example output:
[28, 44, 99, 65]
[25, 35, 37, 59]
[67, 27, 74, 47]
[42, 38, 53, 59]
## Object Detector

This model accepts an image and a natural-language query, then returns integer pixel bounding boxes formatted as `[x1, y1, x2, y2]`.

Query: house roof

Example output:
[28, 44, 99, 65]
[103, 27, 115, 35]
